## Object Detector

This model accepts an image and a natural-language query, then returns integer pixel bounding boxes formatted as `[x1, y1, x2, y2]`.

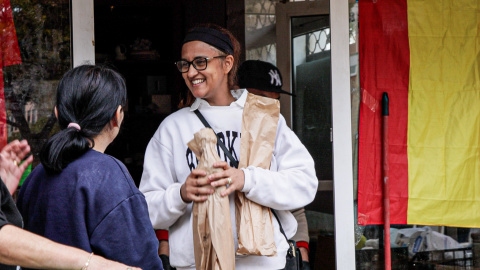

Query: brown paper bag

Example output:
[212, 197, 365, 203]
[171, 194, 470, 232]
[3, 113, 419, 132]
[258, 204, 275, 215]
[235, 93, 280, 256]
[188, 128, 235, 270]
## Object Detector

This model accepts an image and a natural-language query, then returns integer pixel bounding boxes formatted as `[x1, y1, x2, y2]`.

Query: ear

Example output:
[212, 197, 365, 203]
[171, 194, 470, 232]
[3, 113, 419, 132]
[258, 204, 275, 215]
[223, 55, 234, 74]
[54, 106, 58, 120]
[111, 105, 124, 128]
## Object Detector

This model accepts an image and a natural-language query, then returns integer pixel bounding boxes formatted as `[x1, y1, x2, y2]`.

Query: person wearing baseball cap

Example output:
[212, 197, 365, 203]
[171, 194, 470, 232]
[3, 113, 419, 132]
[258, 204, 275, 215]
[237, 59, 294, 99]
[237, 59, 311, 270]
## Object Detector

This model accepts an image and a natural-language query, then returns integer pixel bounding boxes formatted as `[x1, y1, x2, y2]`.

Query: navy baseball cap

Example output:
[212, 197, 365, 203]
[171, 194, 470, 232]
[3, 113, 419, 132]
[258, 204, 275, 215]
[237, 60, 293, 96]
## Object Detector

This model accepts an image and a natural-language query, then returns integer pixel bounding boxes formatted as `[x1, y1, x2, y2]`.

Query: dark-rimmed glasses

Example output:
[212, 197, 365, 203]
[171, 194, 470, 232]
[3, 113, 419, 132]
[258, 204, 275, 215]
[175, 56, 226, 73]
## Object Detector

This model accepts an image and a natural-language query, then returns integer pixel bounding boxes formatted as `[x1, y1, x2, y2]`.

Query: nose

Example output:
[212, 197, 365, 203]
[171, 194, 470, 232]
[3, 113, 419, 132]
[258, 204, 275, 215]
[186, 63, 199, 78]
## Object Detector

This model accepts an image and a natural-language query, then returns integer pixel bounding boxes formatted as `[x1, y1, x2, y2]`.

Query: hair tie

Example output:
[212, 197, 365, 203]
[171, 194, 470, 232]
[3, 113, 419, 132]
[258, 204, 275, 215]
[67, 122, 81, 131]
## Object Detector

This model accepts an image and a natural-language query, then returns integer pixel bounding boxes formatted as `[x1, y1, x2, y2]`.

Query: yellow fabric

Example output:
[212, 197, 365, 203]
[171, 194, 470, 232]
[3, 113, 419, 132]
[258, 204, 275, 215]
[407, 0, 480, 226]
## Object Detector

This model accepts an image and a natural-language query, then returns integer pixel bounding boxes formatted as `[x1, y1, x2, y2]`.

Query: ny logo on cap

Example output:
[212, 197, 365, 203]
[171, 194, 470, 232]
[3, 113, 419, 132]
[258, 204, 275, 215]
[269, 69, 282, 86]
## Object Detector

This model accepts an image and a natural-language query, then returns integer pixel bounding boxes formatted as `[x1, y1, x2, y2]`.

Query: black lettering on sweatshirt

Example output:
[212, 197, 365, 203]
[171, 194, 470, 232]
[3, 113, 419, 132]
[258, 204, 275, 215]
[217, 131, 239, 168]
[185, 148, 199, 171]
[185, 130, 240, 171]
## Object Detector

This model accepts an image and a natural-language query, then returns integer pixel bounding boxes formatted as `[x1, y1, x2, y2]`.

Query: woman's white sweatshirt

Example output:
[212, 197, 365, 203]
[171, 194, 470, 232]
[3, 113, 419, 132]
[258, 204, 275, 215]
[139, 89, 318, 270]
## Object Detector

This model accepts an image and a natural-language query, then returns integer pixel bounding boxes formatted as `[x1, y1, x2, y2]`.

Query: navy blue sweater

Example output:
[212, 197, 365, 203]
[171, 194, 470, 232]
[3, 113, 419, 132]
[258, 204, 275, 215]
[17, 149, 163, 270]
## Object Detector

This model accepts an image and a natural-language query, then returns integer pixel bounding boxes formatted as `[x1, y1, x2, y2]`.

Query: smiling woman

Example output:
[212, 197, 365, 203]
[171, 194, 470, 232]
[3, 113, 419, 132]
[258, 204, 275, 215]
[180, 40, 234, 106]
[139, 23, 318, 270]
[175, 24, 241, 108]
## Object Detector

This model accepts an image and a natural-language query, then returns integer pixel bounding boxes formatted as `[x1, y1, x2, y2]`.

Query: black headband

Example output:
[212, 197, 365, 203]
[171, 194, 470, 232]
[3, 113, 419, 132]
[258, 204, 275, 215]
[182, 27, 234, 55]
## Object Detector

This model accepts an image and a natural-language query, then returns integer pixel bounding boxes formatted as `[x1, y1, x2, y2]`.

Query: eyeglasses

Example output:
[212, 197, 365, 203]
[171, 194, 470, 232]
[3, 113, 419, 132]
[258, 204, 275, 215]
[175, 56, 226, 73]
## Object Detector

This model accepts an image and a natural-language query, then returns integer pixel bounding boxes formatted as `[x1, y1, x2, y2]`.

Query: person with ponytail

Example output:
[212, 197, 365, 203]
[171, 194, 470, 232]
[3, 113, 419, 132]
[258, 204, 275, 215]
[16, 65, 163, 270]
[0, 140, 141, 270]
[139, 23, 317, 269]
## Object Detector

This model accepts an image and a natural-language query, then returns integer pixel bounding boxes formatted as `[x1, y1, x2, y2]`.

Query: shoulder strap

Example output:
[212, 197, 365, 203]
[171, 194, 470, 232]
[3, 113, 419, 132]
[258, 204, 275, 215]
[272, 209, 300, 262]
[193, 109, 239, 168]
[271, 209, 289, 241]
[193, 109, 212, 129]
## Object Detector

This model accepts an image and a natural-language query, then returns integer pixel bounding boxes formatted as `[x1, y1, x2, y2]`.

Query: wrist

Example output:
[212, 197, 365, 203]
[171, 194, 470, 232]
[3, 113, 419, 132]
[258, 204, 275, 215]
[86, 255, 123, 270]
[158, 239, 170, 256]
[296, 241, 309, 252]
[180, 184, 191, 203]
[81, 252, 94, 270]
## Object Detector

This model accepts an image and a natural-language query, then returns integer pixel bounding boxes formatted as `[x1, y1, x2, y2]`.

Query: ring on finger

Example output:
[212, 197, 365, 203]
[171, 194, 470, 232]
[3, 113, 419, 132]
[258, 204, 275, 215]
[13, 160, 18, 166]
[227, 177, 232, 185]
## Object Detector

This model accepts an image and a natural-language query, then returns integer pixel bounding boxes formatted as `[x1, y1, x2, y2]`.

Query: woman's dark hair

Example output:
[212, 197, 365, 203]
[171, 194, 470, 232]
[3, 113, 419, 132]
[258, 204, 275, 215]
[179, 23, 241, 108]
[40, 65, 127, 173]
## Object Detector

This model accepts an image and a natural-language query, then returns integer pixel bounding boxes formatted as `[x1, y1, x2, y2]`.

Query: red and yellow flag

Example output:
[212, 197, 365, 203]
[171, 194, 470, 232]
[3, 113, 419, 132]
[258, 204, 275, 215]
[358, 0, 480, 227]
[0, 0, 22, 149]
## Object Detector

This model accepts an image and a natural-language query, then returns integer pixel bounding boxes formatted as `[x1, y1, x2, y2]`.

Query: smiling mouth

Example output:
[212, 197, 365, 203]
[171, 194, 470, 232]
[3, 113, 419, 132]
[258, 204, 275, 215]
[192, 79, 205, 86]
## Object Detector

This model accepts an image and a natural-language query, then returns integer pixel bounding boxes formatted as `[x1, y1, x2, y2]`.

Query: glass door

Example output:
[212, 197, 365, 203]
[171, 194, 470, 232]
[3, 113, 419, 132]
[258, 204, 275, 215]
[293, 14, 334, 269]
[277, 2, 334, 269]
[277, 1, 355, 269]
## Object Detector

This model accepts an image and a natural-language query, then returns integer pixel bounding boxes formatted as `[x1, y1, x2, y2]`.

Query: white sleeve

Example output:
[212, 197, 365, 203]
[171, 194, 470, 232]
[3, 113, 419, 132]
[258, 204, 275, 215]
[139, 130, 189, 229]
[241, 116, 318, 210]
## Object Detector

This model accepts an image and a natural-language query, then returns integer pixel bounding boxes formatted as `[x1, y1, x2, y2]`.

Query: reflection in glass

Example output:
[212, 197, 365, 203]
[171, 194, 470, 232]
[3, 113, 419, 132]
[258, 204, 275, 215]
[291, 15, 331, 181]
[244, 0, 277, 63]
[5, 0, 70, 159]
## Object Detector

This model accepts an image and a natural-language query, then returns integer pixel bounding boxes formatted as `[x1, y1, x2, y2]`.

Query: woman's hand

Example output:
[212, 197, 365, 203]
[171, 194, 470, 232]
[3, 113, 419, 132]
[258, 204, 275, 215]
[209, 161, 245, 197]
[180, 169, 214, 203]
[0, 139, 33, 195]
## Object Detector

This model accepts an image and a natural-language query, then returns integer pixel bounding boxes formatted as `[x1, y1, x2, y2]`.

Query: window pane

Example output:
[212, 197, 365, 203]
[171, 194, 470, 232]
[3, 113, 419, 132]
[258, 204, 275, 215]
[245, 0, 276, 63]
[5, 0, 70, 162]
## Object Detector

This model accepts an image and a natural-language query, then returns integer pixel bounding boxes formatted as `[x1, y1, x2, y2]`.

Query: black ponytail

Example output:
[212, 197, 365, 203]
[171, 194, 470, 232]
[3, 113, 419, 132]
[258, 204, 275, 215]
[40, 65, 127, 173]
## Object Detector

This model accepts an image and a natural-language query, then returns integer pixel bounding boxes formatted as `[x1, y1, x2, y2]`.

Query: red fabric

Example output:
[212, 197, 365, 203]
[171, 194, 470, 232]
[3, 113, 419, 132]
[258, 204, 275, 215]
[357, 0, 410, 225]
[296, 241, 309, 253]
[0, 0, 22, 149]
[155, 229, 169, 241]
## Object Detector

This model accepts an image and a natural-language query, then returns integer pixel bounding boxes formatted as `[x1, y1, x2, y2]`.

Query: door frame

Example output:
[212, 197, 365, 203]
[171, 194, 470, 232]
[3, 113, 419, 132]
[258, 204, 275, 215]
[71, 0, 95, 67]
[276, 1, 355, 269]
